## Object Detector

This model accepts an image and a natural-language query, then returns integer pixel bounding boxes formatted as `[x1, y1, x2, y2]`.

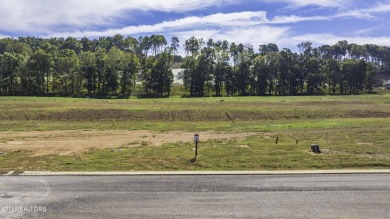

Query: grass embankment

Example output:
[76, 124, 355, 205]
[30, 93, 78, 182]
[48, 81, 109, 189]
[0, 94, 390, 171]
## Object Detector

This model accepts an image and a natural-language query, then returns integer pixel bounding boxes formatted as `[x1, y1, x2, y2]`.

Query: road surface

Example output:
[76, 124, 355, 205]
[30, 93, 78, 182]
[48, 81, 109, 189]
[1, 174, 389, 218]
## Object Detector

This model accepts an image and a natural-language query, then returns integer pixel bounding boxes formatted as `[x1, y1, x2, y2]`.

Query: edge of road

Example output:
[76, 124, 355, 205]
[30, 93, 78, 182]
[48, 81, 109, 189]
[1, 169, 389, 176]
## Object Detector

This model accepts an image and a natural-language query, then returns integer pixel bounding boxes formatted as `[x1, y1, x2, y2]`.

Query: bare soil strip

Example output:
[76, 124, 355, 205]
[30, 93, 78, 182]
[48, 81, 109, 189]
[0, 130, 257, 156]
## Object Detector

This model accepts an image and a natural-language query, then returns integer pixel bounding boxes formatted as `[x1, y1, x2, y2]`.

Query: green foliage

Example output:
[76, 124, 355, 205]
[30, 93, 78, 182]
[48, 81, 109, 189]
[0, 37, 390, 98]
[80, 51, 97, 96]
[252, 56, 269, 95]
[120, 53, 140, 97]
[341, 59, 367, 94]
[54, 49, 80, 95]
[142, 51, 173, 97]
[0, 52, 26, 95]
[365, 62, 379, 92]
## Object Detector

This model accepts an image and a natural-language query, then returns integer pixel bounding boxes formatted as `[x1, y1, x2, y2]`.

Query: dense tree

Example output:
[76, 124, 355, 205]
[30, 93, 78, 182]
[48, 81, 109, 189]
[182, 37, 205, 97]
[259, 43, 279, 55]
[54, 49, 80, 95]
[142, 51, 173, 97]
[324, 58, 341, 94]
[94, 49, 107, 95]
[123, 36, 140, 54]
[194, 47, 213, 97]
[365, 62, 379, 93]
[28, 49, 52, 93]
[265, 52, 279, 95]
[0, 35, 389, 98]
[333, 40, 348, 60]
[138, 36, 151, 56]
[105, 47, 125, 95]
[0, 38, 12, 54]
[341, 59, 367, 94]
[182, 57, 196, 97]
[252, 55, 269, 95]
[297, 41, 313, 57]
[170, 37, 180, 55]
[276, 49, 292, 95]
[182, 50, 212, 97]
[319, 45, 334, 60]
[150, 35, 167, 56]
[305, 57, 324, 95]
[213, 40, 230, 96]
[120, 52, 140, 97]
[184, 36, 203, 57]
[236, 57, 251, 96]
[60, 37, 83, 54]
[0, 52, 24, 95]
[79, 51, 97, 96]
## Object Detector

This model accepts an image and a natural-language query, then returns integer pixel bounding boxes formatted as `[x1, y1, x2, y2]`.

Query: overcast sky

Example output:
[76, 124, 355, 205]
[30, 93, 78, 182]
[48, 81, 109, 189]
[1, 0, 390, 52]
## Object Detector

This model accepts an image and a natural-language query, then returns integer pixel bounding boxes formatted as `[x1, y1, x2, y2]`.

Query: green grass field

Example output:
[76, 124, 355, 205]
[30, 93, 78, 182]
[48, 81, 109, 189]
[0, 94, 390, 171]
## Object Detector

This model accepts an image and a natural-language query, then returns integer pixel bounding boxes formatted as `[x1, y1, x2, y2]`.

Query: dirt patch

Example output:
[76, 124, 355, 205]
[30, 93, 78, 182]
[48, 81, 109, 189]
[357, 153, 390, 159]
[357, 142, 373, 146]
[320, 148, 334, 154]
[0, 130, 258, 156]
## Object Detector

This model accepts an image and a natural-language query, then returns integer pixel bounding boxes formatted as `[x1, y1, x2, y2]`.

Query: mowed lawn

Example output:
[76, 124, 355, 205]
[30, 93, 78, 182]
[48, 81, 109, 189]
[0, 94, 390, 171]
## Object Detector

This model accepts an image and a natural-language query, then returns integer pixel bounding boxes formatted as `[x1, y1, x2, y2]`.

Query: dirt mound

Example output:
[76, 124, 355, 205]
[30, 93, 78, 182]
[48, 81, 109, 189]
[3, 107, 390, 122]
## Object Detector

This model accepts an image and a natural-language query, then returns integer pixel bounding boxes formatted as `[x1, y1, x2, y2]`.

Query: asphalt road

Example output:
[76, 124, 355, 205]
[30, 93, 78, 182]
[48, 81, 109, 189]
[1, 174, 389, 219]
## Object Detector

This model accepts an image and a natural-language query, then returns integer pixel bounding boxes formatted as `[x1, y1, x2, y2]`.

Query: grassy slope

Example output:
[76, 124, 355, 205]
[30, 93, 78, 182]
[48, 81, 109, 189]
[0, 94, 390, 171]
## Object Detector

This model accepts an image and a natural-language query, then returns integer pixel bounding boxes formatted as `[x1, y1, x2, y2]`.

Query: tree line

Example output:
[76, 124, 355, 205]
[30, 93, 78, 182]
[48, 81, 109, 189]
[182, 38, 389, 97]
[0, 35, 176, 97]
[0, 35, 389, 97]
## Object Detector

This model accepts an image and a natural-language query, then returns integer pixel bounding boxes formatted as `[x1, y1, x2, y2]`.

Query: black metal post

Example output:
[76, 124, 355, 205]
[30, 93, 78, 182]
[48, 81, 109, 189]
[195, 141, 198, 157]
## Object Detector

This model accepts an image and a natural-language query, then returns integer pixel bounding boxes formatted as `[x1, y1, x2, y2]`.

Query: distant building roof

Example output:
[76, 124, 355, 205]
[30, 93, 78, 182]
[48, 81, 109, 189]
[171, 62, 182, 69]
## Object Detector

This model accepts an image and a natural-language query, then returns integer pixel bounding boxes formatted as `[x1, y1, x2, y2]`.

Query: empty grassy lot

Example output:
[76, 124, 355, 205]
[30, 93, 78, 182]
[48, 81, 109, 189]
[0, 94, 389, 171]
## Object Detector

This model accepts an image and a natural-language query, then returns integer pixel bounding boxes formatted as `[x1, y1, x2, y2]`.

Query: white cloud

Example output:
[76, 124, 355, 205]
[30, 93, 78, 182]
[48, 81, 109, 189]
[291, 33, 390, 47]
[366, 2, 390, 13]
[43, 10, 295, 54]
[175, 26, 290, 45]
[334, 2, 390, 19]
[0, 0, 370, 35]
[171, 26, 291, 55]
[2, 0, 388, 37]
[46, 11, 270, 38]
[44, 10, 288, 55]
[271, 2, 390, 24]
[0, 0, 235, 33]
[354, 27, 377, 35]
[0, 34, 10, 39]
[34, 7, 390, 55]
[174, 29, 390, 54]
[262, 0, 351, 8]
[1, 0, 389, 55]
[271, 15, 330, 23]
[335, 11, 374, 19]
[41, 10, 290, 54]
[45, 11, 344, 39]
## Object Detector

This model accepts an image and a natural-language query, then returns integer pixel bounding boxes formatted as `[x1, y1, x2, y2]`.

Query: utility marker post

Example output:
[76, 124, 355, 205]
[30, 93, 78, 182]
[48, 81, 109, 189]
[191, 134, 200, 163]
